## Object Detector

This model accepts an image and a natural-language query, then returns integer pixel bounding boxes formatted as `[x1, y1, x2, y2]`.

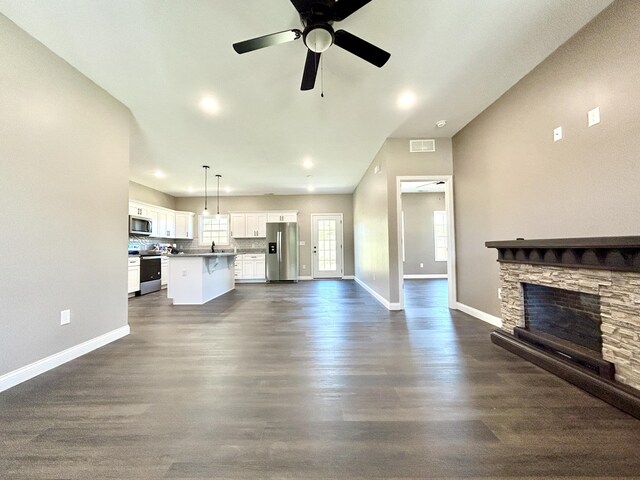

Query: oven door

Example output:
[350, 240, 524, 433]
[140, 256, 161, 281]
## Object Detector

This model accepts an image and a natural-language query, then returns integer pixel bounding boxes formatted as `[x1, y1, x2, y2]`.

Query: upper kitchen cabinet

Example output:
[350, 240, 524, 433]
[128, 201, 193, 239]
[156, 210, 176, 238]
[267, 212, 298, 223]
[230, 212, 267, 238]
[174, 211, 195, 239]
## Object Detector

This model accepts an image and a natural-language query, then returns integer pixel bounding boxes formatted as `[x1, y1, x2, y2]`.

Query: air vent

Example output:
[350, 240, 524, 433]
[409, 139, 436, 153]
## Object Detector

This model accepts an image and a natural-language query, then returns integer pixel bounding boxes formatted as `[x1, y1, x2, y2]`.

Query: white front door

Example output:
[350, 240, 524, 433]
[312, 214, 343, 278]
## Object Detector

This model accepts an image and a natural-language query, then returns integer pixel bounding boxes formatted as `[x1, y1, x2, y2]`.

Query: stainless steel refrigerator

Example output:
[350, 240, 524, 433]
[266, 222, 298, 282]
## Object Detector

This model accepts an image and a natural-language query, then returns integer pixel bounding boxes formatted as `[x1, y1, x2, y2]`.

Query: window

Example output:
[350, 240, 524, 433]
[433, 210, 448, 262]
[200, 214, 230, 246]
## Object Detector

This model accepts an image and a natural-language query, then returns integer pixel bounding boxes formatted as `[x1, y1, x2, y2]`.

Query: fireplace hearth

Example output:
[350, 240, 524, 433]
[486, 236, 640, 419]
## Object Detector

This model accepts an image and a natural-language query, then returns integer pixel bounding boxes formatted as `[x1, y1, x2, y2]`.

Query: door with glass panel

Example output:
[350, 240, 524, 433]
[311, 214, 343, 278]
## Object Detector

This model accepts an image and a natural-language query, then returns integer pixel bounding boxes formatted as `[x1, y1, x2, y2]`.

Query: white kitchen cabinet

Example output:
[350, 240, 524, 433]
[127, 257, 140, 294]
[267, 212, 298, 223]
[234, 256, 243, 280]
[129, 200, 194, 239]
[161, 256, 169, 287]
[230, 213, 246, 238]
[174, 211, 194, 239]
[156, 210, 176, 238]
[230, 213, 267, 238]
[239, 254, 266, 280]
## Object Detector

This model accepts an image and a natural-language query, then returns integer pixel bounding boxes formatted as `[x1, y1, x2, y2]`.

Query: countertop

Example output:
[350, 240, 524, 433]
[168, 252, 236, 257]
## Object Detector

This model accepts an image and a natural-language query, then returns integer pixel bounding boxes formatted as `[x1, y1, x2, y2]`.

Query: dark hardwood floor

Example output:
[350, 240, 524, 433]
[2, 279, 640, 479]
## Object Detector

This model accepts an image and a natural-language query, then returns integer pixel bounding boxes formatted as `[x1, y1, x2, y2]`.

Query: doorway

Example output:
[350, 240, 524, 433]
[311, 214, 344, 278]
[396, 176, 457, 310]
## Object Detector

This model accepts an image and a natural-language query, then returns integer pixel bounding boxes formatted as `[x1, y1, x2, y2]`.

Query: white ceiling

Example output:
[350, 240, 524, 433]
[0, 0, 612, 197]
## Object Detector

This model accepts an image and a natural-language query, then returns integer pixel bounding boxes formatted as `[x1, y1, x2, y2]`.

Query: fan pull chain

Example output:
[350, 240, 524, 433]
[320, 53, 324, 98]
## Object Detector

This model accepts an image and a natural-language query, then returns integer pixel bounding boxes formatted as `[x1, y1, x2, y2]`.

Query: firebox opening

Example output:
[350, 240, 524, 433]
[522, 283, 602, 353]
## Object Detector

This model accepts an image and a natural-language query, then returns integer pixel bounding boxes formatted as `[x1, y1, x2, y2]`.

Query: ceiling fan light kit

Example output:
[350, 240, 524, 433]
[232, 0, 390, 91]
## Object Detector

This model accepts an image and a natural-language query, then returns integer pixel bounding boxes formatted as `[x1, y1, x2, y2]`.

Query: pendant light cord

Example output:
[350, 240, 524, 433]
[216, 174, 222, 215]
[203, 165, 209, 212]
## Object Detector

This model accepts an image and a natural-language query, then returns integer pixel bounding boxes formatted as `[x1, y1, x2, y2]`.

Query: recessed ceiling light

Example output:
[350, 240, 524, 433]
[397, 91, 417, 110]
[200, 95, 219, 115]
[303, 158, 314, 169]
[154, 170, 166, 178]
[436, 120, 447, 128]
[307, 185, 315, 192]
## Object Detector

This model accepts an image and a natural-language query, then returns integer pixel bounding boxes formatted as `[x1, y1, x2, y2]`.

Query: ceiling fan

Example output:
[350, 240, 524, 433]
[232, 0, 391, 91]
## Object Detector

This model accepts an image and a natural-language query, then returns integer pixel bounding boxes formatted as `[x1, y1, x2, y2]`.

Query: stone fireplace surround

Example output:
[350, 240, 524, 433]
[486, 236, 640, 418]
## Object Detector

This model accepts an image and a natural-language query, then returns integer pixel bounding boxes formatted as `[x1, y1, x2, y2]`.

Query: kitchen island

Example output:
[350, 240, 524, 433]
[166, 253, 236, 305]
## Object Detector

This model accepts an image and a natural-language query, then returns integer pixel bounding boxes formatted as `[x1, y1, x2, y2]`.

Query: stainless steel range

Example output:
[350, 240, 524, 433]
[128, 243, 162, 295]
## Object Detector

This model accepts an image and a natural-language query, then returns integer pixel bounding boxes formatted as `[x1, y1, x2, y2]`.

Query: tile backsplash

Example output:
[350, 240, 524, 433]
[128, 235, 265, 253]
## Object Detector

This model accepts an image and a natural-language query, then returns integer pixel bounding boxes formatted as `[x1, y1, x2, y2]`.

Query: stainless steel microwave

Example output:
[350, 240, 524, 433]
[129, 215, 152, 236]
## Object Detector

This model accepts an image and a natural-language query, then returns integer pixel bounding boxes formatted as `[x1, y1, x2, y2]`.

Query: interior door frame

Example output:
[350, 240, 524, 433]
[396, 175, 458, 310]
[311, 213, 344, 279]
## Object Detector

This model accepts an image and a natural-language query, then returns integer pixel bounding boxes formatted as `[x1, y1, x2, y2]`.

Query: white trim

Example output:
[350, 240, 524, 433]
[310, 213, 344, 279]
[456, 302, 503, 328]
[0, 325, 130, 393]
[403, 274, 448, 279]
[298, 276, 313, 280]
[354, 277, 402, 311]
[342, 275, 355, 280]
[396, 175, 458, 310]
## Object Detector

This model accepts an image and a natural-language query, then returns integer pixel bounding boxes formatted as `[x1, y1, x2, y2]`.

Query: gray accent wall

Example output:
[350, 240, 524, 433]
[353, 138, 453, 304]
[129, 181, 176, 210]
[452, 1, 640, 317]
[402, 193, 447, 275]
[0, 15, 130, 376]
[175, 194, 354, 277]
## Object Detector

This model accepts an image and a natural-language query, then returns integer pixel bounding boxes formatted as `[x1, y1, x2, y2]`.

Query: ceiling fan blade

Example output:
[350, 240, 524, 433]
[289, 0, 314, 14]
[233, 29, 302, 54]
[333, 29, 390, 67]
[332, 0, 373, 21]
[301, 50, 321, 91]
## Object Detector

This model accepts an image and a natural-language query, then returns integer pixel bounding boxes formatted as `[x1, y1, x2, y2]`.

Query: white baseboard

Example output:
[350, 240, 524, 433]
[456, 302, 502, 328]
[0, 325, 130, 393]
[354, 277, 402, 311]
[298, 276, 313, 281]
[403, 274, 448, 279]
[342, 275, 355, 280]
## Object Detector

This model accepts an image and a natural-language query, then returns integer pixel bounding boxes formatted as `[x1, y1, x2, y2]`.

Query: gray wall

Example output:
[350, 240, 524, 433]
[0, 14, 130, 376]
[354, 138, 453, 304]
[175, 194, 354, 277]
[353, 154, 391, 300]
[452, 0, 640, 317]
[402, 193, 447, 275]
[129, 181, 176, 210]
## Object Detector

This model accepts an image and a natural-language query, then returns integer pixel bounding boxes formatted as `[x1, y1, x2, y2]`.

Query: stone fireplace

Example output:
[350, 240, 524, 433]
[486, 236, 640, 418]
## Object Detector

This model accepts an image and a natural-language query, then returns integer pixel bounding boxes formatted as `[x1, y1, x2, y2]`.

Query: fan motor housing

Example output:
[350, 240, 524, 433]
[303, 24, 335, 52]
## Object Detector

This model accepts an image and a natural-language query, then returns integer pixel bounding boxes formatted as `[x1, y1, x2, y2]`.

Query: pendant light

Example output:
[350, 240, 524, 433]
[215, 174, 222, 219]
[202, 165, 210, 216]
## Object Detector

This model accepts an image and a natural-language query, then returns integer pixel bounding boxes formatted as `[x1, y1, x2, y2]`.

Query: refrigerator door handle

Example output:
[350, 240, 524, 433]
[277, 231, 282, 264]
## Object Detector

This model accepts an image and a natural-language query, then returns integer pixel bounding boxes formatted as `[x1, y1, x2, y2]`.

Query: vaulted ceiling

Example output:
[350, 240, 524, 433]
[0, 0, 612, 196]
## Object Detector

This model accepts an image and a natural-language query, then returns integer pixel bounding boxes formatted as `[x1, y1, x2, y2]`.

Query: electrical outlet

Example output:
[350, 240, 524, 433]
[302, 264, 306, 269]
[182, 269, 187, 277]
[553, 126, 563, 142]
[60, 309, 70, 326]
[420, 262, 424, 268]
[498, 288, 502, 300]
[588, 107, 600, 127]
[299, 241, 306, 246]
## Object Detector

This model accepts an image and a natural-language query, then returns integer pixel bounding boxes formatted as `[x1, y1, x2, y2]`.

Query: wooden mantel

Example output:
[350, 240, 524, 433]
[485, 236, 640, 273]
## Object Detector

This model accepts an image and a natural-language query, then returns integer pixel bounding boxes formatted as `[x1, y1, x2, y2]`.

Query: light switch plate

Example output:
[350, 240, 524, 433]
[299, 241, 305, 246]
[60, 309, 70, 325]
[553, 126, 563, 142]
[588, 107, 600, 127]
